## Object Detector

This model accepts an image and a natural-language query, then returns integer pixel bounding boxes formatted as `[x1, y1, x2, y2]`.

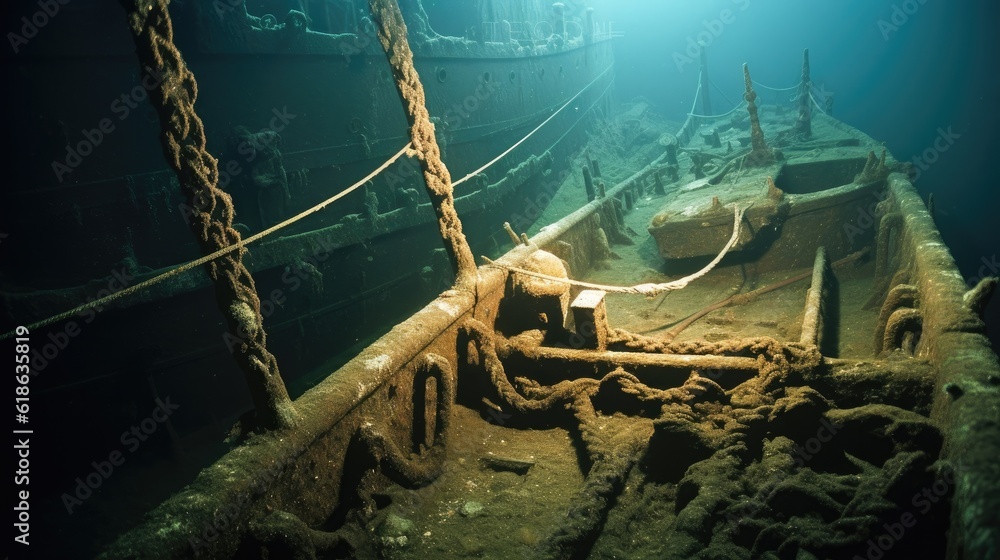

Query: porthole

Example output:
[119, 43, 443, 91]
[436, 67, 448, 83]
[509, 70, 517, 82]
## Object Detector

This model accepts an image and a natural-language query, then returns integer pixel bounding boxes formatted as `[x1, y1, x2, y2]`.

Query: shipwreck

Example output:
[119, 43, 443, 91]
[3, 0, 999, 558]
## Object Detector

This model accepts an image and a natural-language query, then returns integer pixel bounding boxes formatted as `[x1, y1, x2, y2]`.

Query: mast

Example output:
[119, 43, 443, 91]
[795, 48, 812, 137]
[699, 42, 712, 117]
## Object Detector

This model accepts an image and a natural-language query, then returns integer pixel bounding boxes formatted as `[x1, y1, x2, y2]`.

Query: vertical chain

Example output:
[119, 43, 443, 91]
[119, 0, 296, 431]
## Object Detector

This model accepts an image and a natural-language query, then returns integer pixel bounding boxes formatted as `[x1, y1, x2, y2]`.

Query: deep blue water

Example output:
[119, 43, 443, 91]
[600, 0, 1000, 347]
[425, 0, 999, 346]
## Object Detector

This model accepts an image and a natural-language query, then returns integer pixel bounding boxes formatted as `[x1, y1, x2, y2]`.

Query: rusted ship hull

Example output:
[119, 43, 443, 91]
[100, 105, 1000, 559]
[3, 2, 617, 555]
[2, 2, 614, 395]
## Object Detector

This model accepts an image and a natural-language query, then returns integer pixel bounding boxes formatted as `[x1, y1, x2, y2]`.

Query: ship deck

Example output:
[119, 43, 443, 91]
[361, 106, 946, 559]
[94, 56, 1000, 560]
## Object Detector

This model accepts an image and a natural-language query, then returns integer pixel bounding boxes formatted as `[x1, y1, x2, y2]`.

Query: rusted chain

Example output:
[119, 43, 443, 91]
[368, 0, 478, 289]
[119, 0, 296, 430]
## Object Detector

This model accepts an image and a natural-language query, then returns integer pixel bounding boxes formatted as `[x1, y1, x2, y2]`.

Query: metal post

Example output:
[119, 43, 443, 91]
[583, 165, 596, 202]
[699, 43, 712, 116]
[584, 7, 594, 44]
[795, 48, 812, 137]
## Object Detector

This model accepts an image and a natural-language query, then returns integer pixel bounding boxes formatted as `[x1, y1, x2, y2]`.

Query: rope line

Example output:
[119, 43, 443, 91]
[370, 0, 478, 286]
[710, 79, 736, 108]
[116, 0, 301, 429]
[810, 83, 829, 96]
[3, 63, 616, 339]
[751, 79, 801, 92]
[546, 79, 616, 151]
[453, 63, 614, 188]
[688, 100, 747, 120]
[689, 71, 703, 116]
[485, 205, 747, 297]
[0, 145, 412, 340]
[809, 91, 829, 116]
[244, 145, 412, 247]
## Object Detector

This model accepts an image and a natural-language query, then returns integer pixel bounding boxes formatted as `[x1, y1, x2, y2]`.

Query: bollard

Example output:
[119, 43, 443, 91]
[571, 289, 609, 350]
